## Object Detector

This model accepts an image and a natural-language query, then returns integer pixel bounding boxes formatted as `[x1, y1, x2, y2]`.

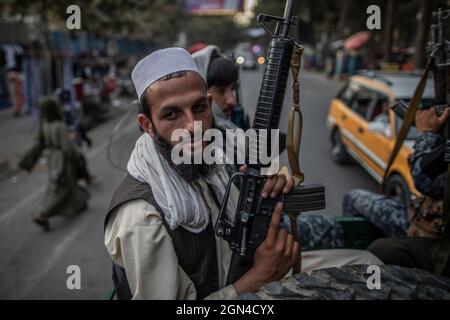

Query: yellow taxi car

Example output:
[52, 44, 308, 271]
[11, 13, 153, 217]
[327, 72, 435, 202]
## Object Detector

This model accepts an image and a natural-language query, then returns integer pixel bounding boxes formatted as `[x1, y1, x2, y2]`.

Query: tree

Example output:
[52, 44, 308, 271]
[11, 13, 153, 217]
[134, 0, 186, 46]
[414, 0, 431, 69]
[184, 15, 243, 50]
[337, 0, 351, 38]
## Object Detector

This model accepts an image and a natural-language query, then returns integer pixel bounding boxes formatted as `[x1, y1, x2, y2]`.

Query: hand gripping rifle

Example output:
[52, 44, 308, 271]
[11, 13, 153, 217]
[381, 8, 450, 276]
[382, 9, 450, 194]
[392, 8, 450, 137]
[215, 0, 326, 285]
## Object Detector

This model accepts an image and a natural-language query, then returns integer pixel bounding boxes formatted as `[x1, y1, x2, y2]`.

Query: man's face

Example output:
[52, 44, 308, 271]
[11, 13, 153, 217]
[138, 71, 215, 181]
[143, 71, 213, 145]
[208, 83, 237, 118]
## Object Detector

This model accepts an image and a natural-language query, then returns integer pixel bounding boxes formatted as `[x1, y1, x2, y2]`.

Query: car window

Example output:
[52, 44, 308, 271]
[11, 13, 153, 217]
[368, 95, 390, 122]
[337, 82, 358, 105]
[351, 86, 377, 120]
[398, 98, 435, 109]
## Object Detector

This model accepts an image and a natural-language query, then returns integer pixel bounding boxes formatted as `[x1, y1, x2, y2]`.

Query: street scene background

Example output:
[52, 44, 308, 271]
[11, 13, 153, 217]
[0, 0, 446, 299]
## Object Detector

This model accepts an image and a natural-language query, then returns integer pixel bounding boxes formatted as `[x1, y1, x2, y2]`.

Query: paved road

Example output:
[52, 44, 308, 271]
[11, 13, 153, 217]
[0, 69, 377, 299]
[0, 103, 140, 299]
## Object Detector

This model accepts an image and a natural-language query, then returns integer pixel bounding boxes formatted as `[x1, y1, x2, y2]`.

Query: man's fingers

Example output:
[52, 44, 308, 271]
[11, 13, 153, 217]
[422, 108, 435, 120]
[438, 107, 450, 124]
[239, 165, 248, 173]
[275, 227, 287, 252]
[261, 175, 277, 198]
[284, 234, 294, 258]
[415, 110, 426, 121]
[283, 176, 295, 194]
[270, 174, 287, 198]
[265, 202, 283, 246]
[416, 109, 426, 116]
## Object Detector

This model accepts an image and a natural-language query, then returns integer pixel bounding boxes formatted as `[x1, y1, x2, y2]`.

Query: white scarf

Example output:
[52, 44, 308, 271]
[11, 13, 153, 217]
[127, 133, 235, 233]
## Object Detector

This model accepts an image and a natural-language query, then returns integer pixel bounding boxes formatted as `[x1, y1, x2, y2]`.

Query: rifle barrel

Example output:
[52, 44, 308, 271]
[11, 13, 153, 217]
[280, 0, 294, 37]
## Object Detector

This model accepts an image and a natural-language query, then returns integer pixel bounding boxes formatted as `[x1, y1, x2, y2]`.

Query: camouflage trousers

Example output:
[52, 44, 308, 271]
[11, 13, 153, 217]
[280, 213, 344, 251]
[295, 189, 409, 251]
[342, 189, 409, 237]
[296, 213, 345, 251]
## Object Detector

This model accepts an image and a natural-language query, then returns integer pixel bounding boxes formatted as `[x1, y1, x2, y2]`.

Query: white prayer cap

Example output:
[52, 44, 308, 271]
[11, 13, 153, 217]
[131, 47, 204, 101]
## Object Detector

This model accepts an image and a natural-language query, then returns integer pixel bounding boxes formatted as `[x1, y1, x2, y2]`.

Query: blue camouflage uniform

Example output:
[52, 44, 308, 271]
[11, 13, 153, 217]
[296, 213, 345, 250]
[297, 131, 446, 251]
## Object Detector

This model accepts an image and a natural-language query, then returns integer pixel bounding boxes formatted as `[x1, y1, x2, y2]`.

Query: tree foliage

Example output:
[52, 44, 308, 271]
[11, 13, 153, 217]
[251, 0, 448, 67]
[3, 0, 449, 66]
[4, 0, 185, 46]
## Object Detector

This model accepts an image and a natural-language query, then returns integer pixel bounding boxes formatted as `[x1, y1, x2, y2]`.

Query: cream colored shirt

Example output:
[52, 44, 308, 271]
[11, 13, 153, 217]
[104, 179, 238, 300]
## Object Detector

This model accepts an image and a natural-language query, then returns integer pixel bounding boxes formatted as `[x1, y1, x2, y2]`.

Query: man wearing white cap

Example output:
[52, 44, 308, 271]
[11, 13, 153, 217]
[103, 48, 382, 300]
[104, 47, 299, 300]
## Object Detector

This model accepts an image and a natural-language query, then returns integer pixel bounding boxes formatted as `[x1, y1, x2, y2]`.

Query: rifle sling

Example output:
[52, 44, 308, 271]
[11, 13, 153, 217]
[380, 62, 431, 192]
[286, 43, 305, 186]
[285, 43, 305, 274]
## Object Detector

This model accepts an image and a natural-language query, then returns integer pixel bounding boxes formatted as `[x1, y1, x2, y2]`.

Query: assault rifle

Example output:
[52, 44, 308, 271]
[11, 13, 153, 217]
[215, 0, 326, 284]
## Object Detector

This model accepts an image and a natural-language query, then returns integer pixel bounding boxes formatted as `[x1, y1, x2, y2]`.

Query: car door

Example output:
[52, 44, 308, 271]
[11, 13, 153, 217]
[341, 85, 382, 181]
[388, 111, 420, 194]
[330, 81, 358, 133]
[362, 94, 393, 181]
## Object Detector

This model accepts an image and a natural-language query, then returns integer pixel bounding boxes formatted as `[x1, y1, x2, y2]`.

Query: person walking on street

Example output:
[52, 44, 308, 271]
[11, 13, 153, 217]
[18, 96, 90, 231]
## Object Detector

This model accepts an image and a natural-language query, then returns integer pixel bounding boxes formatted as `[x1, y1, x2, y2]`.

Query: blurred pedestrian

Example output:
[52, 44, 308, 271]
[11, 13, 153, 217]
[55, 88, 93, 148]
[18, 96, 90, 231]
[334, 49, 345, 80]
[8, 71, 25, 117]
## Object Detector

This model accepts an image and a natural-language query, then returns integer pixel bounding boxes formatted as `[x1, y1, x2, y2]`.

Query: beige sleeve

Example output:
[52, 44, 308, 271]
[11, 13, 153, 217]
[105, 199, 196, 299]
[104, 199, 239, 300]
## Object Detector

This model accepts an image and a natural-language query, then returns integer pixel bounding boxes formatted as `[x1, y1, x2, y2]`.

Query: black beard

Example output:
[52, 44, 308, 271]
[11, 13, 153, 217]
[153, 133, 218, 182]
